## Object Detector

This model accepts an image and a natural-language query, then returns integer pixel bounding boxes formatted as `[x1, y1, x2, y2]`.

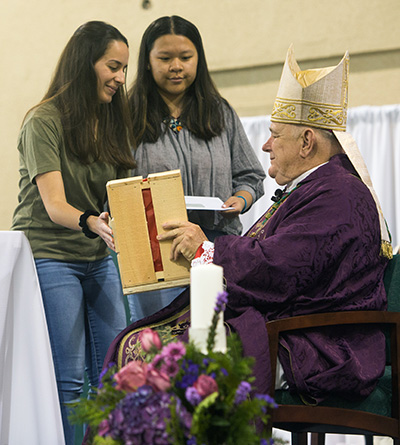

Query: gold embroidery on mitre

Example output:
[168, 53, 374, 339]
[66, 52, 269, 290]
[308, 107, 345, 126]
[272, 100, 346, 130]
[271, 101, 297, 119]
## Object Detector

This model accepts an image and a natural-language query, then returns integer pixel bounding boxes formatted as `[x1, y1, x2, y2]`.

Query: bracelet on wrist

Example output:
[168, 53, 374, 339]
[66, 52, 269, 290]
[236, 195, 248, 214]
[79, 210, 100, 239]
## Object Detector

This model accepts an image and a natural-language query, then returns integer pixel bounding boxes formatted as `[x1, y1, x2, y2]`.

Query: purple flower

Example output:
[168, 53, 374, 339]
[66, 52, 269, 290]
[98, 361, 116, 389]
[256, 393, 278, 411]
[149, 353, 164, 369]
[260, 438, 274, 445]
[162, 341, 186, 361]
[176, 360, 199, 389]
[214, 291, 228, 312]
[104, 385, 174, 444]
[175, 398, 192, 432]
[161, 357, 180, 378]
[256, 394, 278, 407]
[185, 386, 202, 406]
[202, 358, 210, 367]
[107, 407, 124, 438]
[97, 419, 110, 436]
[234, 381, 252, 405]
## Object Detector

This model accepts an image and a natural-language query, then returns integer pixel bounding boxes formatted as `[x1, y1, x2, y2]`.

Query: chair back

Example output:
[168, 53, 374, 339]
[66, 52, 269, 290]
[385, 254, 400, 312]
[268, 254, 400, 442]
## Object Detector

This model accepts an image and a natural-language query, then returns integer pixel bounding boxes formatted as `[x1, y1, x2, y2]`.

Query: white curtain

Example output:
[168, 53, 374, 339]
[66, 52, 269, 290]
[240, 104, 400, 249]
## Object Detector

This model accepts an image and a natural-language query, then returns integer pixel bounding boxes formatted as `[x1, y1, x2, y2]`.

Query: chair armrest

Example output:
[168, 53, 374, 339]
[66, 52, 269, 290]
[266, 310, 400, 413]
[266, 311, 399, 334]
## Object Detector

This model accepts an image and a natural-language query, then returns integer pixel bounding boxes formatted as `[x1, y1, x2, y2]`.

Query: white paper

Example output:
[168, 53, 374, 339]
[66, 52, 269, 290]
[185, 196, 233, 211]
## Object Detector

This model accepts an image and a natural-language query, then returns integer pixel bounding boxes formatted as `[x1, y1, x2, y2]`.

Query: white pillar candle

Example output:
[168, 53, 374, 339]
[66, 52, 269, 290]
[189, 264, 226, 352]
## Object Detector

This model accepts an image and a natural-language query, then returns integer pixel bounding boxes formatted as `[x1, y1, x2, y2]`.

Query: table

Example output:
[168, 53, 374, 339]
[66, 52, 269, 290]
[0, 231, 65, 445]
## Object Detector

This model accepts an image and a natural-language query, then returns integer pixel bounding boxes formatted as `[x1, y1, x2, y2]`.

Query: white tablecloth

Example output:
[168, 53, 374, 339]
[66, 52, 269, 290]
[0, 231, 65, 445]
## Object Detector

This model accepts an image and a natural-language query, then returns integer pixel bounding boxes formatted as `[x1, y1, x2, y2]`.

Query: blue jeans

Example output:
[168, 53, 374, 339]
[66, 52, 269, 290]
[127, 228, 225, 323]
[127, 286, 186, 323]
[35, 256, 126, 445]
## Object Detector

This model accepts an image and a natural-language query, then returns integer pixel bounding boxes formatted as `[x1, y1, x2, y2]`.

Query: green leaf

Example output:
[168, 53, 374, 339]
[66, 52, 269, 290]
[93, 435, 120, 445]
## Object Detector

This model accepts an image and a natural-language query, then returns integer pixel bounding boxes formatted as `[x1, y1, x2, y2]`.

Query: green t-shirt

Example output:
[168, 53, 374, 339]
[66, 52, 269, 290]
[11, 102, 124, 262]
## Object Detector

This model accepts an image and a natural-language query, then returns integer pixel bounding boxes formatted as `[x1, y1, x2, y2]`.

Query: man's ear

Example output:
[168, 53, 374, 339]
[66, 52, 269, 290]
[299, 128, 315, 158]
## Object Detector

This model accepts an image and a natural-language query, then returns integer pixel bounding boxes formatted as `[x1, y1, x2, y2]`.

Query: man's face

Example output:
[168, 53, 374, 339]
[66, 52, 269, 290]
[262, 122, 303, 185]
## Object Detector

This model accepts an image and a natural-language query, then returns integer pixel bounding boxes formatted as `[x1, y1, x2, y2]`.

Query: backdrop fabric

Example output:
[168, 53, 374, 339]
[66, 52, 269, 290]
[240, 104, 400, 250]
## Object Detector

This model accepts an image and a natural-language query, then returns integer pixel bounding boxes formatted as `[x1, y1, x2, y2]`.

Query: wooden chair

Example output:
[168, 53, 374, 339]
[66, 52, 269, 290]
[266, 254, 400, 445]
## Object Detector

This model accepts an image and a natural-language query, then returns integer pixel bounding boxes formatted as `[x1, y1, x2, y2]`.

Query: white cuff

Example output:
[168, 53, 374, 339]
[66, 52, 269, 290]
[191, 241, 215, 267]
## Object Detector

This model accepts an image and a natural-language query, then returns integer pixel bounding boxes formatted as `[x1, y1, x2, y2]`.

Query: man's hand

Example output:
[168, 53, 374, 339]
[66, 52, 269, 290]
[157, 221, 208, 262]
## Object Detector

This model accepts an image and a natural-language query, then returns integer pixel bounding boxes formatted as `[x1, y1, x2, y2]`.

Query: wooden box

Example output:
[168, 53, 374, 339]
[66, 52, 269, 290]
[107, 170, 190, 294]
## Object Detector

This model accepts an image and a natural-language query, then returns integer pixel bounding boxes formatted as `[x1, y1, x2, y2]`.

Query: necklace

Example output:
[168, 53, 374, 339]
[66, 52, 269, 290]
[163, 116, 183, 134]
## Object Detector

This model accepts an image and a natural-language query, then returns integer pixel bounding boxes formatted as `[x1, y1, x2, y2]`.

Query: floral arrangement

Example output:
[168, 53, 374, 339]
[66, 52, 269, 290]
[73, 291, 277, 445]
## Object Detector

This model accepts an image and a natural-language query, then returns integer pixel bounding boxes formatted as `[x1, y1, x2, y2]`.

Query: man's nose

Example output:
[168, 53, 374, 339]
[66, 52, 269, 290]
[262, 138, 272, 152]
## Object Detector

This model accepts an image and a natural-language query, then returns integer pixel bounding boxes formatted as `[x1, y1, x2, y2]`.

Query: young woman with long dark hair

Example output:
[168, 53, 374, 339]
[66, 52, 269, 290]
[11, 21, 136, 444]
[127, 16, 266, 322]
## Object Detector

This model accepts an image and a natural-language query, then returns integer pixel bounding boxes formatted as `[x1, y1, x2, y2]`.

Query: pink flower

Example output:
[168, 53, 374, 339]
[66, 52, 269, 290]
[139, 328, 162, 352]
[193, 374, 218, 398]
[114, 361, 148, 392]
[146, 368, 171, 392]
[161, 357, 180, 378]
[149, 353, 164, 369]
[98, 419, 110, 436]
[162, 341, 186, 361]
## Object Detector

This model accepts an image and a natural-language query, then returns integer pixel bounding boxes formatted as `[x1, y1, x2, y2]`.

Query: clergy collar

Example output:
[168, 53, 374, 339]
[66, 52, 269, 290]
[284, 162, 328, 193]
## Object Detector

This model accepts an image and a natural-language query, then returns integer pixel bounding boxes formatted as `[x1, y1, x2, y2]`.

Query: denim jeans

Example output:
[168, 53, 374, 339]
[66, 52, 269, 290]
[127, 286, 186, 323]
[35, 256, 126, 445]
[127, 228, 225, 323]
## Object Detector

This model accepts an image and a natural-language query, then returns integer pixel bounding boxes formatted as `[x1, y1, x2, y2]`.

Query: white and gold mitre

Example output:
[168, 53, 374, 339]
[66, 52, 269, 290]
[271, 44, 349, 132]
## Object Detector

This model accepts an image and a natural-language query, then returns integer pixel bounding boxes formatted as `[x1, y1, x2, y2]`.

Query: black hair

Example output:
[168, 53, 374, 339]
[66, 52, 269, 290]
[129, 15, 225, 144]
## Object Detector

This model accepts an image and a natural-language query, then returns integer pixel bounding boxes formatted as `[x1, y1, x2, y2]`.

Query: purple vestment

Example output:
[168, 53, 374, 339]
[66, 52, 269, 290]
[214, 153, 388, 401]
[103, 154, 388, 403]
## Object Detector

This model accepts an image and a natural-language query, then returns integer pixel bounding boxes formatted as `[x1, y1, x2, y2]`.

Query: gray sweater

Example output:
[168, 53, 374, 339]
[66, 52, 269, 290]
[132, 103, 266, 235]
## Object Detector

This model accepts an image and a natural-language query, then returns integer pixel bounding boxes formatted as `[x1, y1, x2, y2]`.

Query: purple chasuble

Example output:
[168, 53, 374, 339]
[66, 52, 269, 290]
[103, 154, 388, 404]
[214, 154, 388, 402]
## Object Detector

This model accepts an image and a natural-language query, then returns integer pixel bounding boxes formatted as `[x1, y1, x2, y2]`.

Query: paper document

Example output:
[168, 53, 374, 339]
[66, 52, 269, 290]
[185, 196, 233, 211]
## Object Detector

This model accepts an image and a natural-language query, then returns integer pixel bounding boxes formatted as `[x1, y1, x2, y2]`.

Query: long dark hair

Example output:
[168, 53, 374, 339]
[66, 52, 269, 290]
[33, 21, 136, 168]
[129, 15, 225, 144]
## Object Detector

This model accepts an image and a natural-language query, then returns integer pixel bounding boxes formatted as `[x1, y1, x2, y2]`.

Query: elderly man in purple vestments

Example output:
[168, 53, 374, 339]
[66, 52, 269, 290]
[105, 45, 393, 404]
